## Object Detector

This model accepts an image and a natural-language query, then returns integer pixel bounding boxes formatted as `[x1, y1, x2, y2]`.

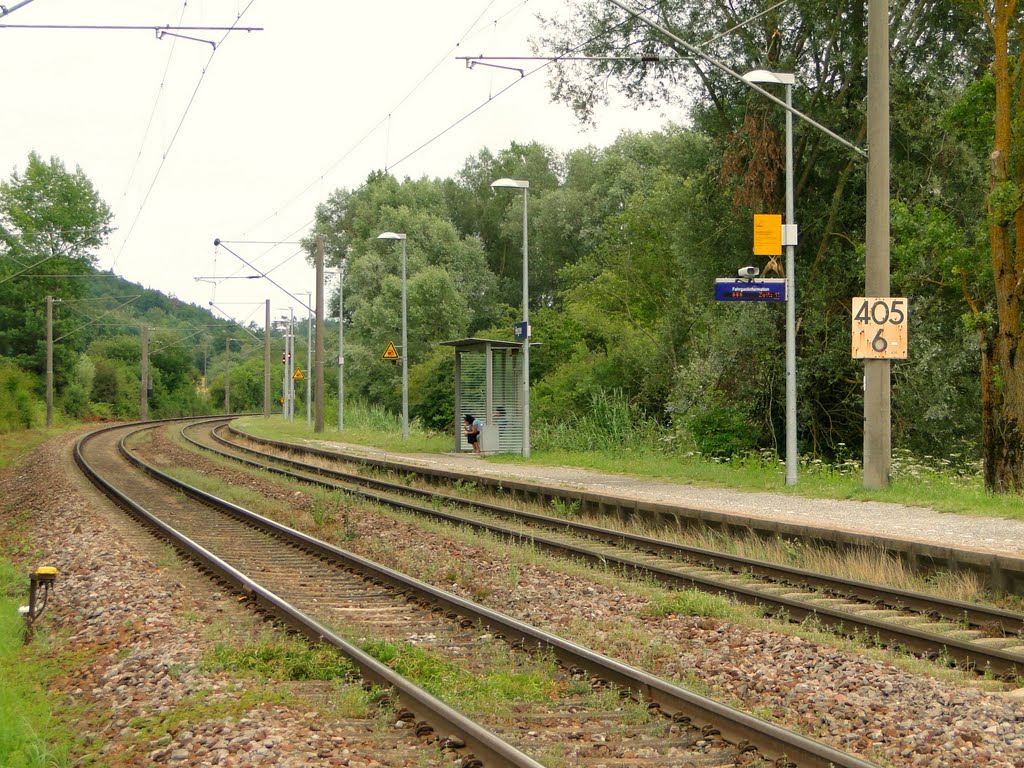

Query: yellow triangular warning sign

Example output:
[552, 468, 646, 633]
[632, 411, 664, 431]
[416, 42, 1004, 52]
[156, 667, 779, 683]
[292, 369, 304, 380]
[382, 341, 399, 360]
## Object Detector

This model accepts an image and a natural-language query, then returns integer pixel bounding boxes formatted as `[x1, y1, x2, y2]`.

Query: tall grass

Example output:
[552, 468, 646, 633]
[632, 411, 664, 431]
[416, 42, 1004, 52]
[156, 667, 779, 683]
[235, 397, 451, 454]
[534, 390, 660, 453]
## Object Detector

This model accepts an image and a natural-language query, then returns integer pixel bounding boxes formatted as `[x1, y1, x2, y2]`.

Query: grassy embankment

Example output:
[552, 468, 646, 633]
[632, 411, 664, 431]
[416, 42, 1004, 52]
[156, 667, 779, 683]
[0, 426, 79, 767]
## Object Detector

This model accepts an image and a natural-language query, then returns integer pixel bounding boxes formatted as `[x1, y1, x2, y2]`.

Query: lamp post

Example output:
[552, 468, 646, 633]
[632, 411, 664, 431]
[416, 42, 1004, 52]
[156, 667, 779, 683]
[742, 69, 797, 486]
[286, 308, 295, 420]
[301, 291, 312, 426]
[491, 178, 531, 458]
[326, 264, 346, 432]
[377, 232, 409, 440]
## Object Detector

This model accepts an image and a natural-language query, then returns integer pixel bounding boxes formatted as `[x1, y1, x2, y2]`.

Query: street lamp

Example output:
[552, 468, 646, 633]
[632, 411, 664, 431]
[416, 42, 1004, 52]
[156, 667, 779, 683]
[282, 308, 295, 420]
[742, 69, 797, 486]
[491, 177, 531, 458]
[377, 232, 409, 440]
[326, 264, 346, 432]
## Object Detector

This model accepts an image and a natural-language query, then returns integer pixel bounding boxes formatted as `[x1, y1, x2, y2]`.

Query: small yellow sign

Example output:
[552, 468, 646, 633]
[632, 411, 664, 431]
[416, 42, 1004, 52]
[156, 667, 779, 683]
[279, 396, 285, 404]
[753, 214, 782, 256]
[292, 369, 304, 380]
[382, 341, 400, 361]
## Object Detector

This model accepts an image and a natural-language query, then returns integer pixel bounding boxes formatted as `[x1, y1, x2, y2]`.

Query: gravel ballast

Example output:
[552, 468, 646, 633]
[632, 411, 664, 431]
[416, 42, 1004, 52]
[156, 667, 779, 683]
[3, 428, 1024, 767]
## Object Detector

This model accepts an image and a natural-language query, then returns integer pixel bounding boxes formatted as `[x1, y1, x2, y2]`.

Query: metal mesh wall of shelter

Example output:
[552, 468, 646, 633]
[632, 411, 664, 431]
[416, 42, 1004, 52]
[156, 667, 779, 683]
[441, 338, 531, 454]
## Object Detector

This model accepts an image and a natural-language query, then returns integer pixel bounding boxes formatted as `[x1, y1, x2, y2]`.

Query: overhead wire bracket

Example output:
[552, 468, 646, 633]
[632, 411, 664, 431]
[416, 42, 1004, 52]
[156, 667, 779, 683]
[157, 29, 216, 49]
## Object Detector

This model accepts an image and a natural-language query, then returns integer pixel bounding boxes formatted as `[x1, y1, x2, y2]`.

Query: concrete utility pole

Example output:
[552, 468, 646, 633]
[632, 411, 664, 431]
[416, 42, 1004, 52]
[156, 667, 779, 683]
[225, 337, 232, 413]
[314, 236, 326, 433]
[864, 0, 891, 488]
[140, 326, 149, 420]
[264, 299, 271, 418]
[336, 265, 345, 431]
[45, 295, 53, 428]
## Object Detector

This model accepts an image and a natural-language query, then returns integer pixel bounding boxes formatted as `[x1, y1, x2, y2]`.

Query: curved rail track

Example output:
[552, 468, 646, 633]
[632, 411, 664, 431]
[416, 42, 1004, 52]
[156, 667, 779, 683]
[74, 418, 880, 768]
[191, 421, 1024, 681]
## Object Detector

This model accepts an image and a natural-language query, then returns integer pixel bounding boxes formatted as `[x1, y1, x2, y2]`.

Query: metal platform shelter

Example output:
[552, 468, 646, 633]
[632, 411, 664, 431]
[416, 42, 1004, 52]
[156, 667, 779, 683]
[440, 338, 537, 454]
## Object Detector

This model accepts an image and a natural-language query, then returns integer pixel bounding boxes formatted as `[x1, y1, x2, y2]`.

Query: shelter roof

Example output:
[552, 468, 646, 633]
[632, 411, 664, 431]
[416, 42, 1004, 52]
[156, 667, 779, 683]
[439, 337, 540, 352]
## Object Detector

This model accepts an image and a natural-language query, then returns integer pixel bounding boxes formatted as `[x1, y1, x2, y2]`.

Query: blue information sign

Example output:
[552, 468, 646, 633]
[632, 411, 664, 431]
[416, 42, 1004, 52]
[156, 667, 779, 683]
[714, 278, 786, 302]
[513, 321, 531, 340]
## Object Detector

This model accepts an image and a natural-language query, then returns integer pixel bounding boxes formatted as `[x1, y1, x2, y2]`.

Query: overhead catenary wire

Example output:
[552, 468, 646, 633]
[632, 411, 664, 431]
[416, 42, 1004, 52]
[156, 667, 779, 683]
[119, 1, 189, 208]
[207, 1, 679, 324]
[0, 0, 37, 18]
[0, 23, 262, 31]
[111, 0, 261, 270]
[240, 0, 511, 236]
[207, 301, 265, 340]
[260, 0, 801, 260]
[216, 1, 653, 285]
[53, 295, 142, 342]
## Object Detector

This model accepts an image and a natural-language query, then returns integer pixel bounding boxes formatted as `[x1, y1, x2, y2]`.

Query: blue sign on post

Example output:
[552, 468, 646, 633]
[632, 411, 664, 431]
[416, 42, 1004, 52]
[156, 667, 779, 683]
[714, 278, 786, 302]
[513, 321, 531, 340]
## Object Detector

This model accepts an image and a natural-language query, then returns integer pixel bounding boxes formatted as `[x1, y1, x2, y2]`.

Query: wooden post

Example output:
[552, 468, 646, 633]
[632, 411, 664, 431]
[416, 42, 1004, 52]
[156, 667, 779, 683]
[140, 327, 149, 420]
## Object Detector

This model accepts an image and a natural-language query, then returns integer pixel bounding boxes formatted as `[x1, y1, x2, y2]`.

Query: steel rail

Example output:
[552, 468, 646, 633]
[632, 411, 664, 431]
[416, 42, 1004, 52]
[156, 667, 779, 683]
[216, 425, 1024, 634]
[194, 423, 1024, 679]
[211, 425, 1024, 632]
[74, 421, 546, 768]
[108, 419, 880, 768]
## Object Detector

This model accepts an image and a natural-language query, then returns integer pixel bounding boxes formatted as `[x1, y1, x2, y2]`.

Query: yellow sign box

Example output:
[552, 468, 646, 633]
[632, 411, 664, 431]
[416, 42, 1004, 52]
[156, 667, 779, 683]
[851, 297, 909, 359]
[382, 341, 400, 361]
[753, 214, 782, 256]
[292, 369, 304, 380]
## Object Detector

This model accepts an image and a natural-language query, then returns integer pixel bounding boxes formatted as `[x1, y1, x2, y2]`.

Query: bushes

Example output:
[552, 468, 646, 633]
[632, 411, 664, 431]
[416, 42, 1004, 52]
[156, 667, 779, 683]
[534, 389, 661, 453]
[686, 405, 759, 458]
[0, 361, 42, 432]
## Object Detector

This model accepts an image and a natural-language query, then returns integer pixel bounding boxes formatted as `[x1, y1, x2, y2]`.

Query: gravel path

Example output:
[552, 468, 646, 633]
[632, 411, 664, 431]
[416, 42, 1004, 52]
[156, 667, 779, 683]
[304, 439, 1024, 558]
[3, 428, 1024, 768]
[1, 431, 438, 767]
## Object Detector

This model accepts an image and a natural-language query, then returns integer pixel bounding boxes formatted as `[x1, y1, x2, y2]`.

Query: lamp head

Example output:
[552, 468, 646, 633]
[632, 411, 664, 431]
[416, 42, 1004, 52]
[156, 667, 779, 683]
[377, 232, 407, 241]
[741, 69, 795, 86]
[491, 178, 529, 189]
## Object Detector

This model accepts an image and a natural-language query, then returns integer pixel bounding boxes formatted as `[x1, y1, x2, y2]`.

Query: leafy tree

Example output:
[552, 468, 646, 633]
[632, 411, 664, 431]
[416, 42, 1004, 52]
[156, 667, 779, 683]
[534, 0, 987, 461]
[0, 153, 112, 385]
[444, 142, 564, 305]
[971, 0, 1024, 491]
[306, 172, 502, 417]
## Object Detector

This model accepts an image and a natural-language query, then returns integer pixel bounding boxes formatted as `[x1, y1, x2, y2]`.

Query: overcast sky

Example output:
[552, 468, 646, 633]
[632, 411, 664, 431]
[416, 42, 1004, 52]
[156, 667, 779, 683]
[2, 0, 670, 327]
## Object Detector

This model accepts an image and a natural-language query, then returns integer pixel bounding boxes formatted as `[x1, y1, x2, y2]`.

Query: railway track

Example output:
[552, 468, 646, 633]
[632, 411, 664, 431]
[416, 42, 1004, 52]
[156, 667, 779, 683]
[188, 420, 1024, 681]
[75, 419, 879, 768]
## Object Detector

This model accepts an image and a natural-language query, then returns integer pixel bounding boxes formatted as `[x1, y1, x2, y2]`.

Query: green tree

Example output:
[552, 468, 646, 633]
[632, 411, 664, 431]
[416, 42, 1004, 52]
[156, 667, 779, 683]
[535, 1, 987, 461]
[0, 153, 112, 384]
[972, 0, 1024, 491]
[307, 172, 502, 418]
